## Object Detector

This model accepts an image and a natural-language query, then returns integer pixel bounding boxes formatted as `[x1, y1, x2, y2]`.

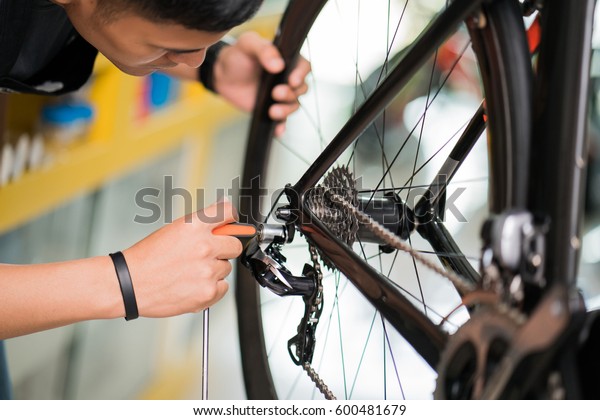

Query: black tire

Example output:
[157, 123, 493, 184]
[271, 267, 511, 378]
[237, 0, 531, 399]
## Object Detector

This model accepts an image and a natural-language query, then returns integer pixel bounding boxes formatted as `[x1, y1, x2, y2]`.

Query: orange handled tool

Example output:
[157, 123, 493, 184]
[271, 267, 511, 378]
[212, 222, 257, 238]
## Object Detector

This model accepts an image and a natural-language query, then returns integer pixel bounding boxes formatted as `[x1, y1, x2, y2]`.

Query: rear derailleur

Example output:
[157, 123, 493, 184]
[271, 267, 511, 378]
[241, 219, 323, 366]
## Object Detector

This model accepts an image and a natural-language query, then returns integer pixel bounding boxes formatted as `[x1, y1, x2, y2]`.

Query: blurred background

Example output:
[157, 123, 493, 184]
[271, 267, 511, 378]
[0, 0, 599, 400]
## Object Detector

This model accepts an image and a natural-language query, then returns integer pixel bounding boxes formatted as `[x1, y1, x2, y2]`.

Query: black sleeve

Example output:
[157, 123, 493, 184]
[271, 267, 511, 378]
[198, 40, 230, 94]
[0, 34, 98, 96]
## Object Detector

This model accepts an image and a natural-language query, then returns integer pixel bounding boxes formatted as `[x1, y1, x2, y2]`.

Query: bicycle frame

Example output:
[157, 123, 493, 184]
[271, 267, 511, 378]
[238, 0, 597, 398]
[529, 0, 595, 287]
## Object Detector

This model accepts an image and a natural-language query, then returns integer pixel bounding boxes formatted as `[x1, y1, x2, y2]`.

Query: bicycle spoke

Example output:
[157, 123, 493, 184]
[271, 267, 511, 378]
[305, 39, 326, 151]
[408, 236, 428, 316]
[341, 0, 404, 188]
[334, 276, 349, 399]
[405, 48, 438, 200]
[386, 250, 400, 278]
[358, 176, 488, 194]
[401, 117, 471, 189]
[407, 105, 486, 213]
[382, 316, 405, 399]
[273, 137, 313, 167]
[285, 369, 307, 400]
[349, 309, 378, 399]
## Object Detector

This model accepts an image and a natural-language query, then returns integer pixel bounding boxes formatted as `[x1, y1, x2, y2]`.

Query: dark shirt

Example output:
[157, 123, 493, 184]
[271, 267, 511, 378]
[8, 0, 76, 82]
[0, 0, 98, 95]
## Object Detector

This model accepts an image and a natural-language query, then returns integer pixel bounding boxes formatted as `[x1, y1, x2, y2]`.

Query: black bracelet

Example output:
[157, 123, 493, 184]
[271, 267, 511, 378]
[198, 40, 230, 93]
[109, 251, 139, 321]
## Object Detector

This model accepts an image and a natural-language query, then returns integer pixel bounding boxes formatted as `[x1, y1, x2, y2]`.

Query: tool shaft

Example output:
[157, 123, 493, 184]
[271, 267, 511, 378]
[202, 308, 209, 400]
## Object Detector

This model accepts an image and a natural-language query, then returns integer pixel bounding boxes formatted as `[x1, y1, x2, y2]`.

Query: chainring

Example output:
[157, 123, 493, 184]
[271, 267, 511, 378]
[434, 306, 521, 399]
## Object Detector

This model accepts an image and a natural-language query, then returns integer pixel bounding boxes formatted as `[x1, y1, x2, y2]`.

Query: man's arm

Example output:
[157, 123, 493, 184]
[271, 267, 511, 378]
[0, 257, 122, 339]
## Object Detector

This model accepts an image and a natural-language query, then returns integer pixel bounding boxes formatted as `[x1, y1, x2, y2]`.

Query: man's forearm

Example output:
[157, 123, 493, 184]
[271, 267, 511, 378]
[0, 257, 122, 339]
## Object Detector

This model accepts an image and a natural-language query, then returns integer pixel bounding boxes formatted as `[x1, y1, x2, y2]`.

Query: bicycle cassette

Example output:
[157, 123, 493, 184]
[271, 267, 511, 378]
[306, 165, 360, 269]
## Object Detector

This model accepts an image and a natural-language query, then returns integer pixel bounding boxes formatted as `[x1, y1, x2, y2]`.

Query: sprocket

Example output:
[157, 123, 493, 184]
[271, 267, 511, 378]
[306, 165, 359, 269]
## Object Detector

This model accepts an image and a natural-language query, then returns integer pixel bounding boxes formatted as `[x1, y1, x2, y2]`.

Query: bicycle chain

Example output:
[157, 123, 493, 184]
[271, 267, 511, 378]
[298, 244, 337, 400]
[303, 362, 337, 400]
[308, 244, 324, 314]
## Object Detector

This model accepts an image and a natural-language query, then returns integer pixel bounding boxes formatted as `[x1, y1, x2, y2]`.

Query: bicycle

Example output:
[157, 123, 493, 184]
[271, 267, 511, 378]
[234, 0, 598, 399]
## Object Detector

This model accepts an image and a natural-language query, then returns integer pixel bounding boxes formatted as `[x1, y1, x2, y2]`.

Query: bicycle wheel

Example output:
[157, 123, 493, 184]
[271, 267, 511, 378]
[236, 0, 531, 399]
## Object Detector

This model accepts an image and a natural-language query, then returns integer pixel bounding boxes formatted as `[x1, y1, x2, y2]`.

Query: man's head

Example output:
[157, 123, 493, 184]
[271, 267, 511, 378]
[95, 0, 263, 32]
[52, 0, 263, 75]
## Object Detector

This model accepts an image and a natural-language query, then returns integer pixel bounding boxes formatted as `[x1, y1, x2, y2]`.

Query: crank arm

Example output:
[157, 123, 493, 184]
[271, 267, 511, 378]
[482, 284, 586, 398]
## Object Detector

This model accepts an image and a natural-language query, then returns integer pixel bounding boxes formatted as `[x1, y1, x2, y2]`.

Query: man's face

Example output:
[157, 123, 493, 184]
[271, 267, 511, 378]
[59, 0, 226, 76]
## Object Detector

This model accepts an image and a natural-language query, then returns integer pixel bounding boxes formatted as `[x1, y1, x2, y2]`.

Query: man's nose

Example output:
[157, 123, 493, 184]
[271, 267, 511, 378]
[167, 50, 207, 68]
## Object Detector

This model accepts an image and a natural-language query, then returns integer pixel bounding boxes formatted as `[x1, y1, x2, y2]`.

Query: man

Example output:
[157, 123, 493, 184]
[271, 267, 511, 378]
[0, 0, 310, 398]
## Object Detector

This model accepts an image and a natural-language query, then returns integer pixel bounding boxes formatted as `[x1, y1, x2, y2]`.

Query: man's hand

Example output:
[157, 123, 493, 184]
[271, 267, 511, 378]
[123, 200, 243, 317]
[213, 32, 310, 137]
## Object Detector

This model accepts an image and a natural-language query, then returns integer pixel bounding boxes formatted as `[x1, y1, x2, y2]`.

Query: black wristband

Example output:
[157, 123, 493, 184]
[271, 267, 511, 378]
[109, 251, 139, 321]
[198, 40, 229, 93]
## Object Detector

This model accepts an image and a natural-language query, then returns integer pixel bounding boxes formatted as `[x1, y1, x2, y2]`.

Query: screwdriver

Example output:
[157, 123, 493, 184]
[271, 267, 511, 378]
[212, 222, 257, 238]
[201, 222, 257, 399]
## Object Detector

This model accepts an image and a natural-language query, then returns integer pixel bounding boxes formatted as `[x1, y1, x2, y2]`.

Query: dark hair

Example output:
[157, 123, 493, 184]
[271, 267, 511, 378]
[98, 0, 264, 32]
